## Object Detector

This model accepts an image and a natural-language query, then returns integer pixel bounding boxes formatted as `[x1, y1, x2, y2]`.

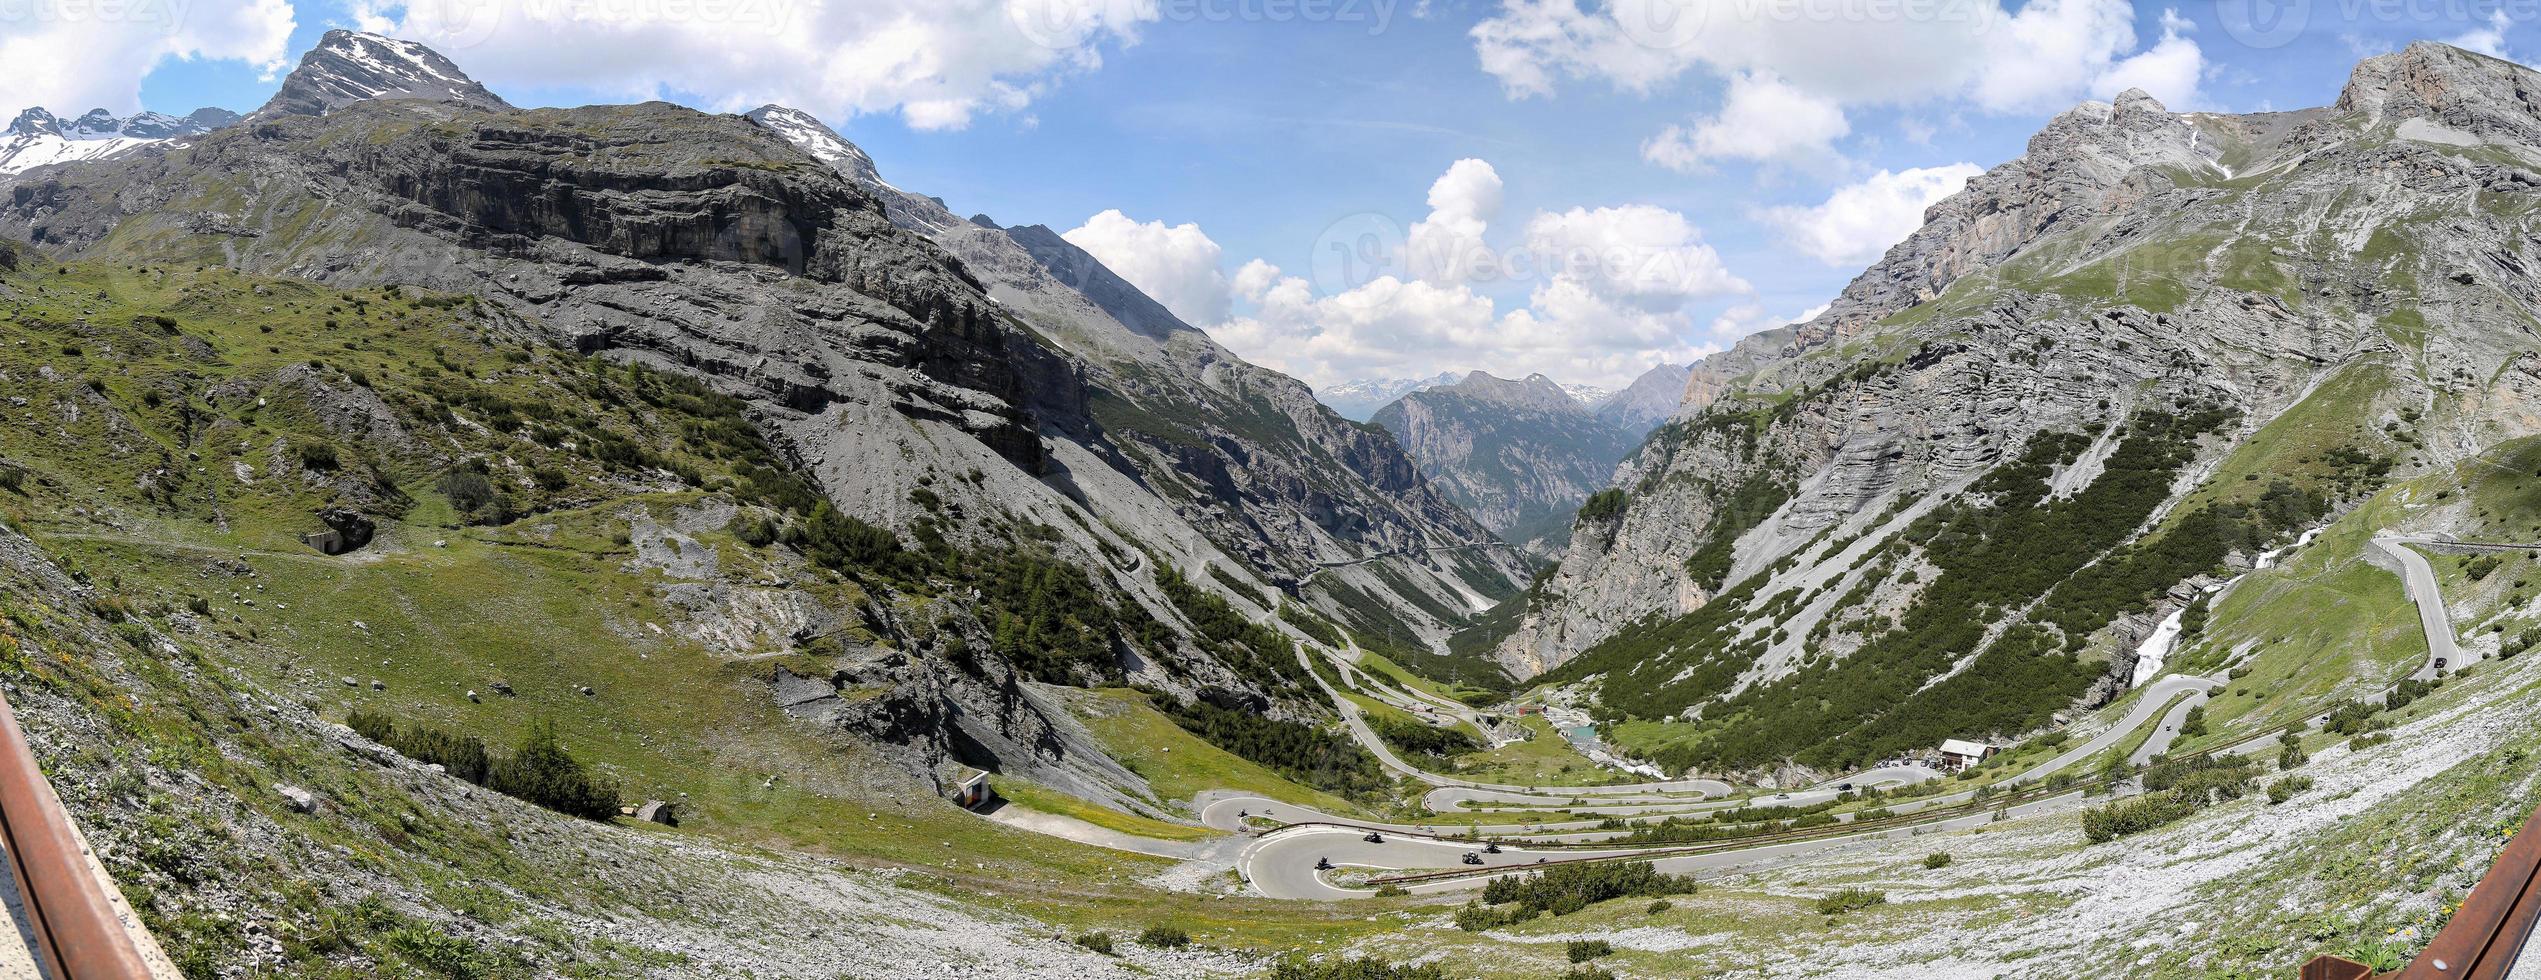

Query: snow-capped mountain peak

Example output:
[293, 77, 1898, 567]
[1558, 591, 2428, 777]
[256, 29, 511, 118]
[1560, 382, 1611, 406]
[743, 105, 884, 187]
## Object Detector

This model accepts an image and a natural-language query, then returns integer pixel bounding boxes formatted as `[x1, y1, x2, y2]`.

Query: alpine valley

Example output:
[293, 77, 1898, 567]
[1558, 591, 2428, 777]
[2, 25, 2541, 980]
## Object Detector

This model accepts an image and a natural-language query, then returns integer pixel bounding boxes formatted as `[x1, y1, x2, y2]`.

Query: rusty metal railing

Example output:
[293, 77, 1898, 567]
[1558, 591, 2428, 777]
[2304, 802, 2541, 979]
[0, 688, 156, 977]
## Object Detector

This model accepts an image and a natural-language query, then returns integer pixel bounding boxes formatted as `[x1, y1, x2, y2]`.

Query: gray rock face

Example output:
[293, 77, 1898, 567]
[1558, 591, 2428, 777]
[743, 103, 1525, 631]
[1373, 371, 1641, 552]
[1495, 41, 2541, 741]
[255, 29, 511, 118]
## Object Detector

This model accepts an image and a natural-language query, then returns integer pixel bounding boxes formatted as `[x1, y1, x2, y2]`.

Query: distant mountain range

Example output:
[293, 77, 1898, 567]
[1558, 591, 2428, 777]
[0, 106, 237, 175]
[1317, 372, 1465, 420]
[1369, 364, 1687, 553]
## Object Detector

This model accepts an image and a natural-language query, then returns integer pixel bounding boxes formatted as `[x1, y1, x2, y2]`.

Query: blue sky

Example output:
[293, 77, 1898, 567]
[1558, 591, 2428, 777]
[14, 0, 2529, 387]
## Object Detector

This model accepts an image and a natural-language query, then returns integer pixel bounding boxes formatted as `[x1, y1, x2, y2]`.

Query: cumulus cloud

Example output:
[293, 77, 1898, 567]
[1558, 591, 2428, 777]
[1204, 159, 1749, 389]
[354, 0, 1157, 129]
[1519, 204, 1748, 307]
[1643, 72, 1849, 169]
[0, 0, 295, 115]
[1473, 0, 2207, 161]
[1062, 209, 1234, 326]
[1760, 164, 1984, 267]
[1405, 158, 1507, 283]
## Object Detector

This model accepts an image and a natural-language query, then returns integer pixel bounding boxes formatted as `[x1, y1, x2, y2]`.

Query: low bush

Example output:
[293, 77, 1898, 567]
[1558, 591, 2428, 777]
[2268, 776, 2315, 804]
[1268, 956, 1447, 980]
[1137, 924, 1190, 949]
[1645, 899, 1672, 914]
[1567, 939, 1613, 963]
[1478, 861, 1697, 920]
[2081, 790, 2203, 843]
[1073, 932, 1114, 955]
[1923, 852, 1953, 870]
[1814, 889, 1887, 916]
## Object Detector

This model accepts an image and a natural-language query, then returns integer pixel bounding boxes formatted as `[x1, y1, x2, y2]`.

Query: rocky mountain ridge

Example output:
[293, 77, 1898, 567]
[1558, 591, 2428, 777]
[1482, 41, 2541, 778]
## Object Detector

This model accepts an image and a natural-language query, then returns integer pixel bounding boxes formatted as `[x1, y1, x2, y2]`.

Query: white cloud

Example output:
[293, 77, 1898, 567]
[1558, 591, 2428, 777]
[0, 0, 295, 115]
[1643, 72, 1849, 169]
[1473, 0, 2206, 161]
[1405, 158, 1506, 283]
[1709, 300, 1829, 340]
[2449, 9, 2515, 60]
[1202, 160, 1749, 389]
[1760, 163, 1984, 267]
[354, 0, 1157, 130]
[1061, 209, 1233, 326]
[1519, 204, 1748, 307]
[1232, 258, 1284, 300]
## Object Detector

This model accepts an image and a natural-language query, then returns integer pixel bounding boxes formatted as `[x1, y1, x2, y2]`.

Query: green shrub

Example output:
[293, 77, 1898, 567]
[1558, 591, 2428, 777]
[1814, 888, 1887, 916]
[2268, 776, 2315, 804]
[487, 721, 620, 820]
[1267, 956, 1447, 980]
[295, 441, 340, 472]
[2082, 791, 2203, 843]
[0, 465, 22, 493]
[1477, 861, 1696, 920]
[732, 514, 778, 548]
[1645, 899, 1672, 914]
[2178, 705, 2207, 738]
[1575, 489, 1628, 524]
[1567, 939, 1614, 963]
[1373, 883, 1409, 897]
[1923, 852, 1953, 870]
[1560, 967, 1617, 980]
[1072, 931, 1114, 955]
[346, 709, 396, 744]
[1137, 924, 1190, 949]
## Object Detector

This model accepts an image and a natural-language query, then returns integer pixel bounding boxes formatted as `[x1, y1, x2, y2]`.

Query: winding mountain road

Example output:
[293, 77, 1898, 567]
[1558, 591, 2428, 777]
[2374, 535, 2470, 681]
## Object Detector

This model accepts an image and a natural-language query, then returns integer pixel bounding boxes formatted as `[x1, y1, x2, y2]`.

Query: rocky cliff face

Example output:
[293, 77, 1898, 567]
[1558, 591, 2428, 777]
[1373, 371, 1641, 553]
[1488, 42, 2541, 776]
[743, 103, 1525, 639]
